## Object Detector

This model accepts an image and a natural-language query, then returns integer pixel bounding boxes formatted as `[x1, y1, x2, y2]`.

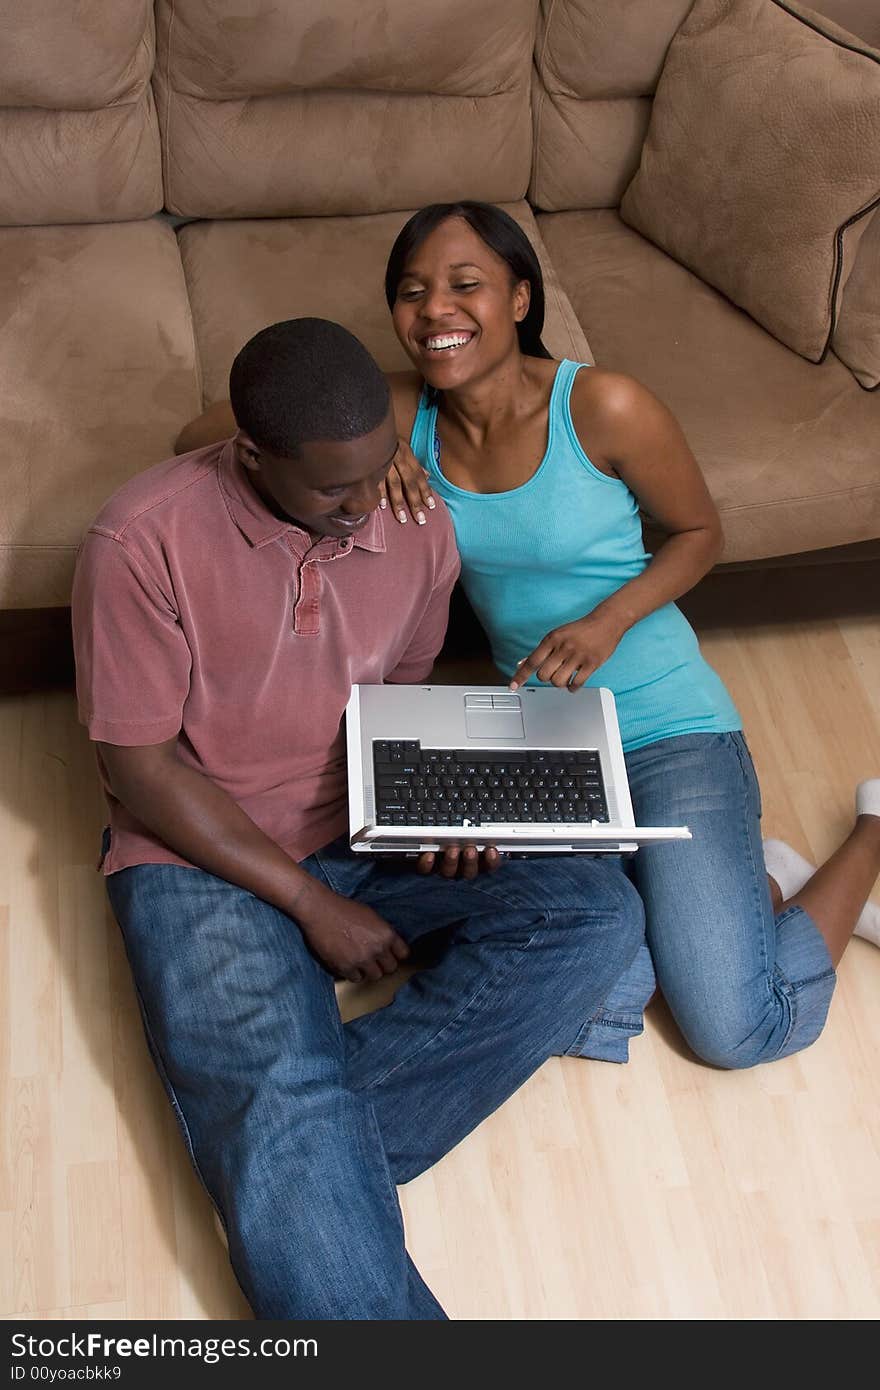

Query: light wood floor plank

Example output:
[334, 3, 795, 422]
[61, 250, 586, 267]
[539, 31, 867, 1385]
[1, 566, 878, 1319]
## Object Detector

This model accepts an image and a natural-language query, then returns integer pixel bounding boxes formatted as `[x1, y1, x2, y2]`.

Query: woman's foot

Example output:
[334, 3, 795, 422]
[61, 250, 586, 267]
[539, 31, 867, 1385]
[856, 778, 880, 820]
[763, 778, 880, 950]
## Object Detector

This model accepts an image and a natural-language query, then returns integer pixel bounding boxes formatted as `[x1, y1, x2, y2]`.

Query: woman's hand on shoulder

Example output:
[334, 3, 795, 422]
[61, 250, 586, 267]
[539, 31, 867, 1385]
[380, 438, 436, 526]
[381, 371, 436, 525]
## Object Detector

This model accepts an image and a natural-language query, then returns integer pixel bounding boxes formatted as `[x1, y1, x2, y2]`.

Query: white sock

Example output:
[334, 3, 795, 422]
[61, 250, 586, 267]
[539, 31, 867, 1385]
[856, 778, 880, 819]
[762, 837, 880, 948]
[854, 780, 880, 944]
[763, 838, 814, 901]
[855, 899, 880, 947]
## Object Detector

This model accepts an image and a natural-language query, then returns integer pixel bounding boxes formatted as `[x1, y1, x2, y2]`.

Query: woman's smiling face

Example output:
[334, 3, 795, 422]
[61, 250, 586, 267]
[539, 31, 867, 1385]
[391, 216, 529, 390]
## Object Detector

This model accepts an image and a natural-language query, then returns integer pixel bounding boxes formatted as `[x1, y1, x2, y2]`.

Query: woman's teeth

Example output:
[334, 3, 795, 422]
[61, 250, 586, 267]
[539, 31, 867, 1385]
[424, 334, 472, 351]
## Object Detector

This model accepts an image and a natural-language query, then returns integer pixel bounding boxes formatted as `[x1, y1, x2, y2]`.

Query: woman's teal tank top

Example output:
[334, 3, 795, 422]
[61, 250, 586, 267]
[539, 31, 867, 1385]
[409, 359, 741, 752]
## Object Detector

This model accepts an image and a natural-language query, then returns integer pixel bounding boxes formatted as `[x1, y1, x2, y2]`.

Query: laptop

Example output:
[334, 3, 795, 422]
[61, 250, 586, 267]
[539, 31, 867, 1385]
[345, 683, 691, 855]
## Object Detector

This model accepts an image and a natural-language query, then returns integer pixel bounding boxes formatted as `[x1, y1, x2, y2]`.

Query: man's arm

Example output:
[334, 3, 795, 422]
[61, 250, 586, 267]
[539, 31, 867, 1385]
[99, 738, 410, 984]
[73, 530, 408, 984]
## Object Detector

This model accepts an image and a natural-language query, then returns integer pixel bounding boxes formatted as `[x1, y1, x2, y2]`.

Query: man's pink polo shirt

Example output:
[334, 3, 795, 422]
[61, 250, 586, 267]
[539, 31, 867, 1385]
[72, 440, 460, 874]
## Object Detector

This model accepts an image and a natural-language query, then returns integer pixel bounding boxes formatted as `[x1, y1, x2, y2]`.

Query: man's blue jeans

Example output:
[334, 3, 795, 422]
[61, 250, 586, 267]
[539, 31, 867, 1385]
[569, 733, 837, 1067]
[106, 838, 643, 1320]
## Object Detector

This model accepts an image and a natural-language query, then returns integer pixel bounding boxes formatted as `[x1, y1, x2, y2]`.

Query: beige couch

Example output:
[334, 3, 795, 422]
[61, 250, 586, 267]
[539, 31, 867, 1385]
[1, 0, 878, 686]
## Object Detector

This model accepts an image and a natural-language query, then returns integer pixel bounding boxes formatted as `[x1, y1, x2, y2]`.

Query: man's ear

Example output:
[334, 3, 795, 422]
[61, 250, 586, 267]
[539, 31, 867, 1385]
[513, 279, 531, 324]
[233, 430, 261, 473]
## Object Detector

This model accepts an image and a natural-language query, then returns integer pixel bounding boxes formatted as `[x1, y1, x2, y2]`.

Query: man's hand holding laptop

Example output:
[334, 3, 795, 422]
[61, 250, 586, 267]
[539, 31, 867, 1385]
[416, 843, 502, 878]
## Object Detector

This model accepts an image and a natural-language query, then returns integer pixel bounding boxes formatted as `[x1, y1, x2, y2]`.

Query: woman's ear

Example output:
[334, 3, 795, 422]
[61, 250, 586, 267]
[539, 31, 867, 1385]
[513, 279, 531, 324]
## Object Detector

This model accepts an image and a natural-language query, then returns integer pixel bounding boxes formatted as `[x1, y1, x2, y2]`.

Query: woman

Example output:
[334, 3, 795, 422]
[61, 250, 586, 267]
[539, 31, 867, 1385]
[176, 202, 880, 1068]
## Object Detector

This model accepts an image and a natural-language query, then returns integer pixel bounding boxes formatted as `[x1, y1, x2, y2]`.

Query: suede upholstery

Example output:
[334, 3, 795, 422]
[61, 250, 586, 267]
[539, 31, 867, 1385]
[833, 214, 880, 388]
[0, 0, 154, 106]
[538, 210, 880, 561]
[530, 0, 696, 210]
[154, 0, 536, 217]
[0, 0, 162, 224]
[179, 203, 592, 406]
[0, 222, 200, 607]
[803, 0, 880, 45]
[619, 0, 880, 363]
[0, 0, 877, 623]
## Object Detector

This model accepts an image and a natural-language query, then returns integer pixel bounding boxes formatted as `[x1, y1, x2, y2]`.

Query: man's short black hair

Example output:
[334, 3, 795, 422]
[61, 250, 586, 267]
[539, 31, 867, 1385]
[229, 318, 391, 458]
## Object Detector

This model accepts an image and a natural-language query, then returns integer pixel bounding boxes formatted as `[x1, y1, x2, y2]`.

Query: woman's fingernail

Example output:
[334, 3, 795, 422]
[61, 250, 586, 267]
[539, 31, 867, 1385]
[379, 496, 387, 508]
[397, 510, 407, 523]
[427, 497, 436, 509]
[509, 681, 519, 691]
[417, 512, 426, 525]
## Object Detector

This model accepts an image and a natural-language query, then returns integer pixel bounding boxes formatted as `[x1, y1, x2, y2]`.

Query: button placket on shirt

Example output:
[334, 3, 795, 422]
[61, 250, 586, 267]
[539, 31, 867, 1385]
[290, 536, 354, 635]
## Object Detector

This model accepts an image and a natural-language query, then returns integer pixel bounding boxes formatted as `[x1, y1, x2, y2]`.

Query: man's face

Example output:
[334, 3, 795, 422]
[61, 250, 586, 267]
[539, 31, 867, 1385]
[234, 408, 399, 539]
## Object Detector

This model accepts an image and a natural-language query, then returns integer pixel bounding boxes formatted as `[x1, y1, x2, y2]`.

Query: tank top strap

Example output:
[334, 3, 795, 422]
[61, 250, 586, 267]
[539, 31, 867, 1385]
[551, 358, 588, 439]
[410, 361, 590, 482]
[552, 357, 583, 401]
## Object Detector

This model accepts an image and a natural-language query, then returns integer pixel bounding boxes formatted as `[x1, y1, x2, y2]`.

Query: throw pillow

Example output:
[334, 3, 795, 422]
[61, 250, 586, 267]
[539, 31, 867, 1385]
[619, 0, 880, 362]
[833, 212, 880, 387]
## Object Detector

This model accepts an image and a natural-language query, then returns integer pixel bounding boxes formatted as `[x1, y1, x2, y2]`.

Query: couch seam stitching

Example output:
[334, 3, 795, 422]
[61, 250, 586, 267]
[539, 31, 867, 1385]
[162, 0, 176, 214]
[717, 481, 880, 514]
[772, 0, 880, 66]
[822, 196, 880, 361]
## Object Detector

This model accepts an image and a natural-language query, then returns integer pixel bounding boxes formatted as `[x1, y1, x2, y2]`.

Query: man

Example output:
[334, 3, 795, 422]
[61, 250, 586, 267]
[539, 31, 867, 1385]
[72, 318, 643, 1320]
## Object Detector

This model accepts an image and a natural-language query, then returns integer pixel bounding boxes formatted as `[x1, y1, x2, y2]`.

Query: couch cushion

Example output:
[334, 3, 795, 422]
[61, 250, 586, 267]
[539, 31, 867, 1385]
[833, 214, 880, 388]
[0, 0, 162, 224]
[537, 209, 880, 563]
[178, 203, 592, 406]
[530, 0, 693, 210]
[809, 0, 880, 46]
[529, 0, 880, 212]
[619, 0, 880, 363]
[0, 221, 201, 608]
[154, 0, 535, 218]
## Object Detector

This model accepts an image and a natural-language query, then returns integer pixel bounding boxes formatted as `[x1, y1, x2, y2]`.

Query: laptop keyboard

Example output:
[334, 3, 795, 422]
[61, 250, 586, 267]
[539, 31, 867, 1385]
[372, 740, 609, 827]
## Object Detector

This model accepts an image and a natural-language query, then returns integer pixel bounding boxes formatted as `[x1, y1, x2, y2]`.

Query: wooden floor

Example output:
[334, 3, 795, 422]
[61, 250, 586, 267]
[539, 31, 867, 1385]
[2, 563, 879, 1321]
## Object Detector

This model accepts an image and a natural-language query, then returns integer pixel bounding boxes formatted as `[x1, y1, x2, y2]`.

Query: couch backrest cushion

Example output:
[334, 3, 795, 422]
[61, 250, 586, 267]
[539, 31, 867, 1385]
[618, 0, 880, 363]
[154, 0, 537, 218]
[530, 0, 695, 210]
[806, 0, 880, 46]
[177, 202, 592, 409]
[0, 0, 162, 224]
[529, 0, 880, 213]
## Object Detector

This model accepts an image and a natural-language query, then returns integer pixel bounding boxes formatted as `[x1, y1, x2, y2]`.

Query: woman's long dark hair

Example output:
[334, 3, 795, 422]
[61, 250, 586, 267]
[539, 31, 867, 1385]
[384, 201, 553, 360]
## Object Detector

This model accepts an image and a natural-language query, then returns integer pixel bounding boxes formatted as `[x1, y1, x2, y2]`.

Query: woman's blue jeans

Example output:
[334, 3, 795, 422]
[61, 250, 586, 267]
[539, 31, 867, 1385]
[106, 840, 643, 1321]
[569, 732, 836, 1068]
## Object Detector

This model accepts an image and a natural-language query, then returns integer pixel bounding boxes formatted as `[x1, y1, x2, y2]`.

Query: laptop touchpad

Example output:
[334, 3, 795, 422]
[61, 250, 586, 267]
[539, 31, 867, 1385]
[464, 692, 525, 740]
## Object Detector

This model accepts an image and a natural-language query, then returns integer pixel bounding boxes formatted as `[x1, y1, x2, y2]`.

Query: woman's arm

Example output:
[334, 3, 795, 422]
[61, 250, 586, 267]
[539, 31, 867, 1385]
[175, 400, 237, 454]
[575, 370, 722, 626]
[380, 371, 436, 523]
[512, 370, 723, 691]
